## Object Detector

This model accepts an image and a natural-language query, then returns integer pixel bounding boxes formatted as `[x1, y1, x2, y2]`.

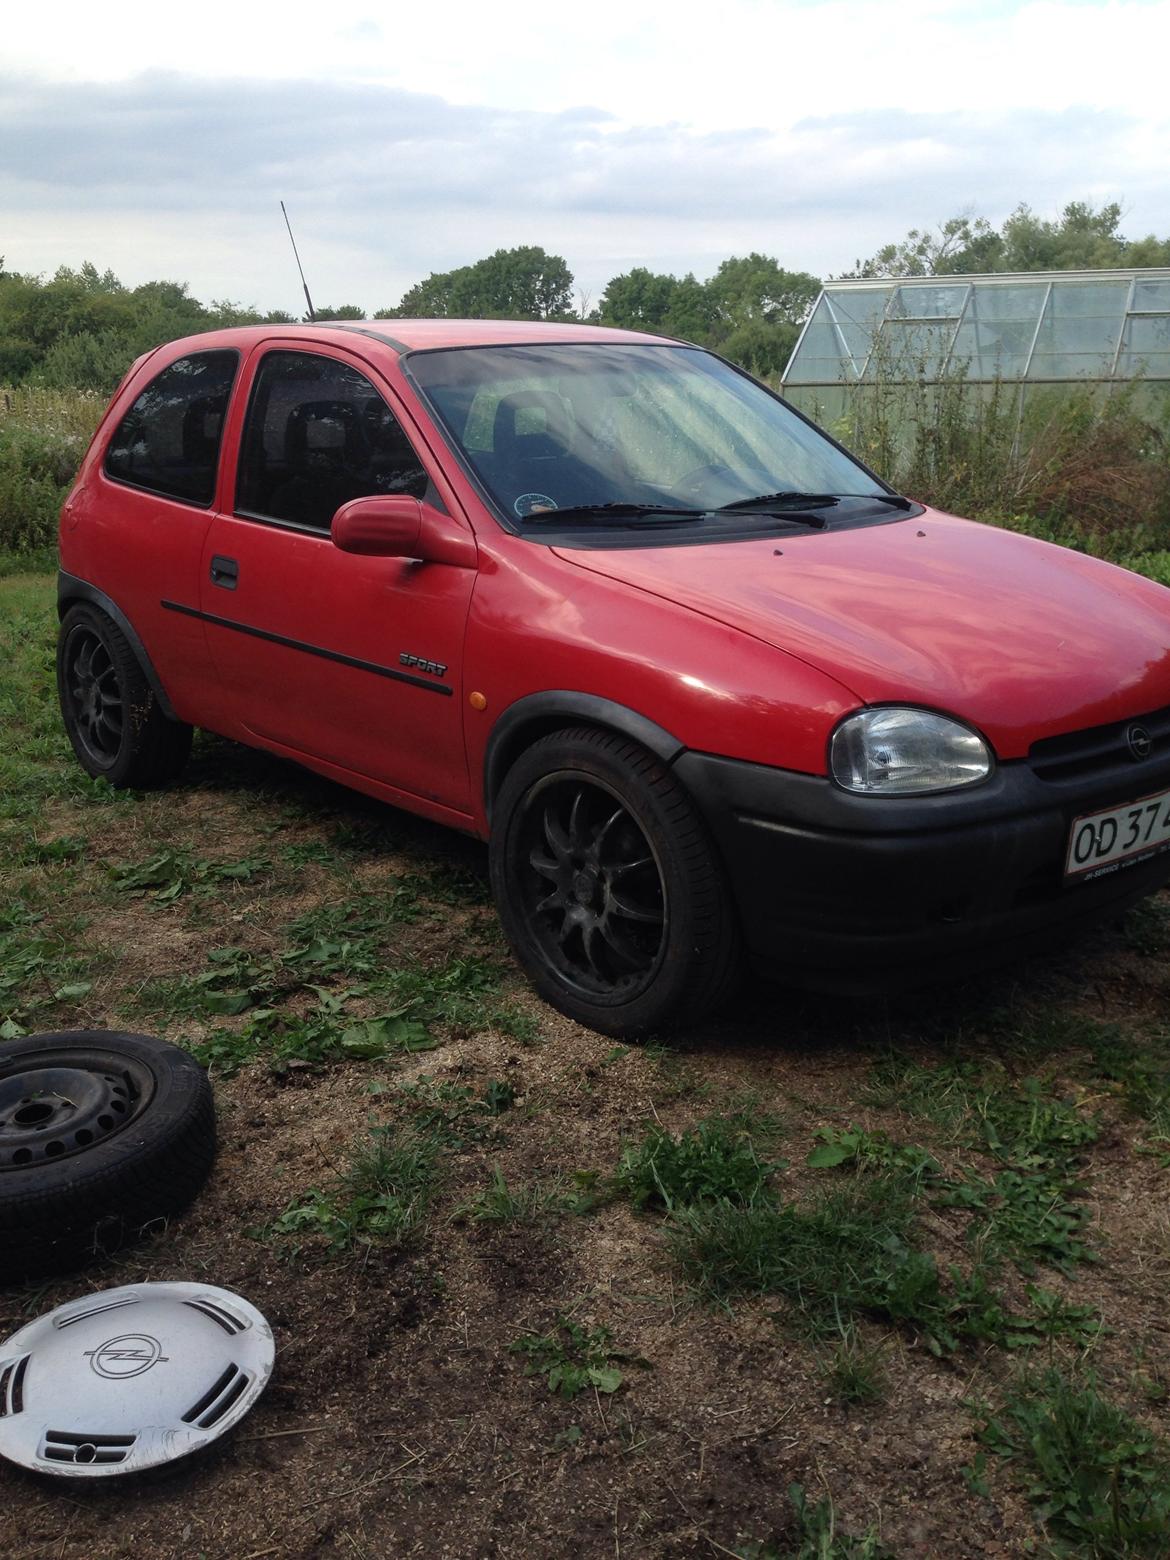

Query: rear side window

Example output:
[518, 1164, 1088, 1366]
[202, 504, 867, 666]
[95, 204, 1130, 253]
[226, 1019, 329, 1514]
[235, 350, 429, 533]
[105, 351, 239, 505]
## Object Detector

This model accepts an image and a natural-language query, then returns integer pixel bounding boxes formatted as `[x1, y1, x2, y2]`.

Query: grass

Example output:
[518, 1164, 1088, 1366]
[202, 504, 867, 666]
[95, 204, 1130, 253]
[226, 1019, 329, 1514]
[459, 1165, 584, 1225]
[822, 1320, 890, 1407]
[270, 1124, 443, 1253]
[615, 1114, 782, 1211]
[973, 1368, 1170, 1555]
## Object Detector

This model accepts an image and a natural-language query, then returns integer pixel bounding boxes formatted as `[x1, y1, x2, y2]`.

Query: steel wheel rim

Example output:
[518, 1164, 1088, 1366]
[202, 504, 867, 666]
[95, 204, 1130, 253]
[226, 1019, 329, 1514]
[512, 773, 667, 1004]
[63, 625, 124, 769]
[0, 1049, 155, 1171]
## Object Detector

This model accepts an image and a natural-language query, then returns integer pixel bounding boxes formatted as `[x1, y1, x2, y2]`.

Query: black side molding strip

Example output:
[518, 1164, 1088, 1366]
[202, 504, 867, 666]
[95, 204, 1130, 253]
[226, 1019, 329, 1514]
[161, 601, 453, 696]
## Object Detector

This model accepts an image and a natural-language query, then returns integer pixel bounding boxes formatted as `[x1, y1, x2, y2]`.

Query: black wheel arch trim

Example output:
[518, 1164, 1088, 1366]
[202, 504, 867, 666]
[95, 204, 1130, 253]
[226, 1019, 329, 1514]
[483, 692, 685, 821]
[57, 571, 179, 722]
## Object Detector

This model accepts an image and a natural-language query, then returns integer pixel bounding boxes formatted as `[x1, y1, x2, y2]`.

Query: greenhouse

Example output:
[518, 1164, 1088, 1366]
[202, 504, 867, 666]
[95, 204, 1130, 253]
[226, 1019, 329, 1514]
[782, 268, 1170, 422]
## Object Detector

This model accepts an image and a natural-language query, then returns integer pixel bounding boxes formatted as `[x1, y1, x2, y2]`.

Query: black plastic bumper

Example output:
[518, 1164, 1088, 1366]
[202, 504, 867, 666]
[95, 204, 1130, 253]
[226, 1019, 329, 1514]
[673, 748, 1170, 993]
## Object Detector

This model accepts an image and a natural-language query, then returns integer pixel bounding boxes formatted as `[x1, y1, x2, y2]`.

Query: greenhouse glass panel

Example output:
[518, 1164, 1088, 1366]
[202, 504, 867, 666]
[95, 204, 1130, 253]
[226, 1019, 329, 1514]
[890, 284, 967, 319]
[1026, 280, 1128, 379]
[1132, 279, 1170, 311]
[1117, 314, 1170, 377]
[788, 289, 888, 381]
[864, 319, 954, 378]
[787, 296, 858, 382]
[949, 282, 1046, 379]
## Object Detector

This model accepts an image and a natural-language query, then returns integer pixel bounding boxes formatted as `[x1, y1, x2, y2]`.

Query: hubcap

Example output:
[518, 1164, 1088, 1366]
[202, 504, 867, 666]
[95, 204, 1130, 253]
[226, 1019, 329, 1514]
[64, 627, 124, 767]
[0, 1052, 152, 1170]
[515, 777, 666, 1002]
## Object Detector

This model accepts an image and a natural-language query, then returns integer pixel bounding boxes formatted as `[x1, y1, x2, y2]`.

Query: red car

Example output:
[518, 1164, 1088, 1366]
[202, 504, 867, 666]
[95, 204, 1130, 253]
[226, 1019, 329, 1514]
[56, 320, 1170, 1035]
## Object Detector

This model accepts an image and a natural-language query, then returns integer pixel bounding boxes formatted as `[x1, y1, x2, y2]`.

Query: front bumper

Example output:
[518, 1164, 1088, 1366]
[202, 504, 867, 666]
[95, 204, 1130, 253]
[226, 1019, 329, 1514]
[674, 747, 1170, 992]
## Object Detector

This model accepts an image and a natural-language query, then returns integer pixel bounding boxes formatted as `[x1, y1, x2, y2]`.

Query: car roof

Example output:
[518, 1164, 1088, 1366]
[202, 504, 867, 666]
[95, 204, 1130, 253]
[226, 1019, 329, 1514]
[336, 319, 678, 351]
[160, 319, 683, 358]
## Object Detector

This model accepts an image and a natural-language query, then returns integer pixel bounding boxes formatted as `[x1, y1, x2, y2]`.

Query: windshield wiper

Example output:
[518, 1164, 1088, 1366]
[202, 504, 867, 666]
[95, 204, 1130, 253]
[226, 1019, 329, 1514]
[714, 492, 838, 528]
[524, 502, 707, 523]
[717, 491, 841, 513]
[864, 493, 914, 510]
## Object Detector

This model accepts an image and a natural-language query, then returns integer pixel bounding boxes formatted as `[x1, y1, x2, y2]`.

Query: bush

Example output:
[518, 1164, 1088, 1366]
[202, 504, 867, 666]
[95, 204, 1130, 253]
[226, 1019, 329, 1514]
[831, 357, 1170, 560]
[0, 387, 103, 553]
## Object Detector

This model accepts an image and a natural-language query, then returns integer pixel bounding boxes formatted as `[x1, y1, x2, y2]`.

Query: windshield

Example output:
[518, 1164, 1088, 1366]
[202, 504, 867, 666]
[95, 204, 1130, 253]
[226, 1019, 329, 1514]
[407, 343, 889, 528]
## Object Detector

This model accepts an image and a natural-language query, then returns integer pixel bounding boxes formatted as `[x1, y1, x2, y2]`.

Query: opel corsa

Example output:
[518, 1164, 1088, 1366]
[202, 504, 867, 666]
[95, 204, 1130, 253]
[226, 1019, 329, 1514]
[56, 320, 1170, 1034]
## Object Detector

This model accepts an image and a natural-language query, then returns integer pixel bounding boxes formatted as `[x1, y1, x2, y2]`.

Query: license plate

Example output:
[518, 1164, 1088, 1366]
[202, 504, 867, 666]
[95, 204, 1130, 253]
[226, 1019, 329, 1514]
[1065, 786, 1170, 880]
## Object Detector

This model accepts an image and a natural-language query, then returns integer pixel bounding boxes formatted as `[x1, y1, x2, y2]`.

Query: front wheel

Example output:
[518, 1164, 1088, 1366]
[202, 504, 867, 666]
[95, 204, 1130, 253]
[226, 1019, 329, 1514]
[490, 728, 741, 1036]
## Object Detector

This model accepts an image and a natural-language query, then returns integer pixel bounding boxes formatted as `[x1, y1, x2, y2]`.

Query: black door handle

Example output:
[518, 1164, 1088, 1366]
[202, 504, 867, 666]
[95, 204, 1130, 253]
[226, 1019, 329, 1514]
[210, 555, 239, 589]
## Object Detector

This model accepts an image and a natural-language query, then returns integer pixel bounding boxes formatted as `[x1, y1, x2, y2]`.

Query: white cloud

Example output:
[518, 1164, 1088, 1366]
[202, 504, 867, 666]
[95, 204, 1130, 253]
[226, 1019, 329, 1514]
[2, 0, 1168, 308]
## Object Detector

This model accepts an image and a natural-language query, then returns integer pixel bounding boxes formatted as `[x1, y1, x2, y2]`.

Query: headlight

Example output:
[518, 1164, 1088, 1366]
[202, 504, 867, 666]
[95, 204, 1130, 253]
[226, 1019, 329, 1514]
[830, 707, 992, 795]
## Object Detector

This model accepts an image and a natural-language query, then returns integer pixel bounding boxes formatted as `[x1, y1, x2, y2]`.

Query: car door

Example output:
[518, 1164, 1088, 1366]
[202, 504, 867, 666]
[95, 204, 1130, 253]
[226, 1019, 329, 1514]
[198, 343, 477, 818]
[88, 347, 241, 720]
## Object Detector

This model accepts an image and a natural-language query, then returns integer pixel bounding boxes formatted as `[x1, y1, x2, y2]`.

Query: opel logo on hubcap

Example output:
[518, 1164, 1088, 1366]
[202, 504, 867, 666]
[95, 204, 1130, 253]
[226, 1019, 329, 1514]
[1126, 723, 1153, 761]
[85, 1333, 169, 1379]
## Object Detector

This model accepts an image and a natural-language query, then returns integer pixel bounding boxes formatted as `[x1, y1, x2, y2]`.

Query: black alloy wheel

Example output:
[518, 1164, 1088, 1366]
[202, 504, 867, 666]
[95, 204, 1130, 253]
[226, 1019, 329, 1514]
[490, 727, 741, 1036]
[57, 603, 193, 788]
[58, 618, 124, 772]
[517, 773, 667, 1003]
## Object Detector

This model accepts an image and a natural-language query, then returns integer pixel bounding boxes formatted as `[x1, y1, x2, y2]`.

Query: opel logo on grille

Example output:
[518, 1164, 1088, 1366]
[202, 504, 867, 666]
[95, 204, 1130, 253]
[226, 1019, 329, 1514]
[1126, 723, 1154, 761]
[85, 1333, 169, 1379]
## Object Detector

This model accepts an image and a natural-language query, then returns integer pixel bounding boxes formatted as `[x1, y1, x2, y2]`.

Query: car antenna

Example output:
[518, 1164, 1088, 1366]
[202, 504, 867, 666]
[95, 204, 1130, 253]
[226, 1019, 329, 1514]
[280, 200, 316, 322]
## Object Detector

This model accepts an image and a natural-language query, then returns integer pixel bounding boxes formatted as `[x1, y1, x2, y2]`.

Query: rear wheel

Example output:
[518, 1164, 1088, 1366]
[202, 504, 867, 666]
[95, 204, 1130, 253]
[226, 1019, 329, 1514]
[57, 604, 192, 787]
[490, 727, 741, 1036]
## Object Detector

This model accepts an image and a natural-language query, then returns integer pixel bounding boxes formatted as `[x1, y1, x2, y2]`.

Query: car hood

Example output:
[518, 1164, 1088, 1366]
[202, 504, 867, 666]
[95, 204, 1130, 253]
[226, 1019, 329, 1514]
[554, 510, 1170, 759]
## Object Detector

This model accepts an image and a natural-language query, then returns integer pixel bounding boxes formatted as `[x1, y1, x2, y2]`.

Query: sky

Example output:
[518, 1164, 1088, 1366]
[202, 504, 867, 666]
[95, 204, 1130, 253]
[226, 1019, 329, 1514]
[3, 0, 1169, 315]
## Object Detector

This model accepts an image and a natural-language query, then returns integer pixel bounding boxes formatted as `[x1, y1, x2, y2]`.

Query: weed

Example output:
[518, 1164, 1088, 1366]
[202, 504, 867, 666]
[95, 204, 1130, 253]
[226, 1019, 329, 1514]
[271, 1125, 442, 1252]
[398, 1077, 512, 1147]
[823, 1319, 889, 1407]
[737, 1482, 895, 1559]
[974, 1367, 1170, 1553]
[459, 1165, 580, 1225]
[940, 1168, 1095, 1275]
[110, 849, 269, 903]
[806, 1125, 939, 1183]
[510, 1315, 638, 1400]
[976, 1079, 1100, 1167]
[616, 1116, 781, 1212]
[0, 900, 92, 1031]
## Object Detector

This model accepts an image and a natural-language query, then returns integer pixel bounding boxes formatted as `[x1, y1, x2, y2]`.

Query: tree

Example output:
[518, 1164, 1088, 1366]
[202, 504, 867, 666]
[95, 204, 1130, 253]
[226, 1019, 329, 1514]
[704, 254, 821, 375]
[998, 201, 1170, 271]
[308, 304, 365, 320]
[383, 246, 574, 320]
[845, 201, 1170, 280]
[706, 254, 820, 327]
[598, 268, 718, 339]
[844, 215, 1003, 279]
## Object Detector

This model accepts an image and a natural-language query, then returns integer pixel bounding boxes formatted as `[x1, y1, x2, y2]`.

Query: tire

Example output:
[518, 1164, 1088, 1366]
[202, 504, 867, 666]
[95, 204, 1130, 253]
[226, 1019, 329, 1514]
[0, 1030, 216, 1282]
[490, 726, 741, 1037]
[57, 603, 193, 787]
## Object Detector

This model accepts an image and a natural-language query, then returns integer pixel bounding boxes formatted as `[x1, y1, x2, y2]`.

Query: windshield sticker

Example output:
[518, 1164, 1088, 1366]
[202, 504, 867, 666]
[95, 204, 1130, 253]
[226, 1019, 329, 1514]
[514, 493, 558, 518]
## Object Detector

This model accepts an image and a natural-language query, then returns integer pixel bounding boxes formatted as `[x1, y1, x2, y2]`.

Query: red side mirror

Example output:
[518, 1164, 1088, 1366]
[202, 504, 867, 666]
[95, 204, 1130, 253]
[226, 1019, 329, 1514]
[331, 496, 477, 567]
[332, 496, 422, 557]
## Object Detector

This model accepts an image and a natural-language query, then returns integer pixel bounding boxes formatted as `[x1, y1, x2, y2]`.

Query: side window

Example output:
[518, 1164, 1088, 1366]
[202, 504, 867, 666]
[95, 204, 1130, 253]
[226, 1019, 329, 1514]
[105, 351, 239, 505]
[236, 351, 429, 533]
